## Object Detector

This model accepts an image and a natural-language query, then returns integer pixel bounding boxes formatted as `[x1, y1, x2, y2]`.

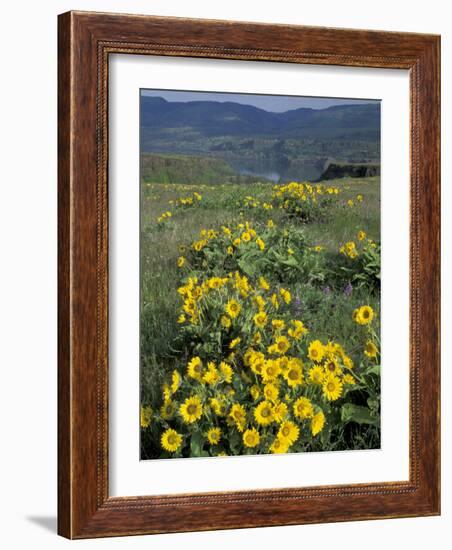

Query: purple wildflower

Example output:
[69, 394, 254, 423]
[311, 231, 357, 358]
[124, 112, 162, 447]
[344, 282, 353, 296]
[293, 296, 302, 315]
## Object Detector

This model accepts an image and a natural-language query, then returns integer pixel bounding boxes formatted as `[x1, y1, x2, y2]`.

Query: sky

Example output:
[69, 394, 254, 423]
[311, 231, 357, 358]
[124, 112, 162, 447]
[141, 89, 379, 112]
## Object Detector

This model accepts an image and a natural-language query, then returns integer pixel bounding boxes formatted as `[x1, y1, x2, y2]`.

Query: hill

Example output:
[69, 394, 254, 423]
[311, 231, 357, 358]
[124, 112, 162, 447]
[140, 97, 381, 182]
[141, 153, 272, 184]
[141, 97, 380, 140]
[318, 162, 380, 181]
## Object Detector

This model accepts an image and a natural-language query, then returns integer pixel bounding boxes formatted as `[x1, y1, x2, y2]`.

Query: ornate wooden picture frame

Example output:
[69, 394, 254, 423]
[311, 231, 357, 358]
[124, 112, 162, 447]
[58, 11, 440, 538]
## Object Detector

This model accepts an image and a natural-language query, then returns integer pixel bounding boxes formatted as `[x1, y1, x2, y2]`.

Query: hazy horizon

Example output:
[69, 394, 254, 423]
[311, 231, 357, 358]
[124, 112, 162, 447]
[141, 89, 379, 113]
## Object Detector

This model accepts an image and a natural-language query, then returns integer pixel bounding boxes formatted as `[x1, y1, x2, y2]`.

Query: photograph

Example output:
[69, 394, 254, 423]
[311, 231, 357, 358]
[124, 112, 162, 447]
[139, 89, 382, 459]
[0, 0, 444, 543]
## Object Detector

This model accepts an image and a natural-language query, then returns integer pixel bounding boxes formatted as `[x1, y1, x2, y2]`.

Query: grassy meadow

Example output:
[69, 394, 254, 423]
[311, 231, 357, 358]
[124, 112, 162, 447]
[140, 177, 381, 459]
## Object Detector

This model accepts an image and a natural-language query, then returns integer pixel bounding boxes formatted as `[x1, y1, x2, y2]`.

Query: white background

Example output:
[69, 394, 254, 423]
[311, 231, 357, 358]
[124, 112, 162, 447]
[110, 55, 409, 496]
[0, 1, 450, 549]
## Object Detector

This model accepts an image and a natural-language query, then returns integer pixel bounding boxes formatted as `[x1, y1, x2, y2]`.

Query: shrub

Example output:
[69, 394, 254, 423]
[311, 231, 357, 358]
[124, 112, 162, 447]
[329, 232, 380, 293]
[141, 271, 380, 458]
[272, 181, 340, 222]
[180, 220, 327, 286]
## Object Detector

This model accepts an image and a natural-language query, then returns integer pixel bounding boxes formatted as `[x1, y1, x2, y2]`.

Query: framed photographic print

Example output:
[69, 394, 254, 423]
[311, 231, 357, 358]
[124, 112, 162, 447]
[58, 11, 440, 538]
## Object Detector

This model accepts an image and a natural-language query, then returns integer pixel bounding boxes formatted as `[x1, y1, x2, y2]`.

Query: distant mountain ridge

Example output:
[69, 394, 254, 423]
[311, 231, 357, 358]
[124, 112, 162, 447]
[140, 96, 380, 182]
[141, 96, 380, 140]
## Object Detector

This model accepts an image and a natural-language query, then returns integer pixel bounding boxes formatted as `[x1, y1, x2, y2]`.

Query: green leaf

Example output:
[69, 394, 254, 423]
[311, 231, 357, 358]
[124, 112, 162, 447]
[232, 376, 244, 393]
[366, 364, 381, 376]
[280, 255, 299, 268]
[229, 431, 242, 454]
[237, 256, 257, 277]
[320, 424, 332, 447]
[367, 397, 379, 411]
[341, 403, 379, 426]
[190, 431, 204, 456]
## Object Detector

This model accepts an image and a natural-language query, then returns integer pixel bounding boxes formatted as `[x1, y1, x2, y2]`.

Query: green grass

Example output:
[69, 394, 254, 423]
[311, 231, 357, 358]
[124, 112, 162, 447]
[141, 153, 236, 184]
[140, 177, 380, 455]
[141, 153, 273, 185]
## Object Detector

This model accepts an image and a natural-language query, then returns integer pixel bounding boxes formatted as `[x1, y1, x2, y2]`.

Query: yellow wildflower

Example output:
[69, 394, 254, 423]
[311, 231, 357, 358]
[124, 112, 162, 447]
[322, 375, 343, 401]
[220, 361, 233, 383]
[272, 319, 285, 331]
[311, 411, 325, 436]
[187, 356, 203, 380]
[259, 276, 270, 291]
[308, 340, 325, 362]
[180, 396, 203, 423]
[207, 427, 221, 445]
[354, 305, 374, 325]
[220, 315, 232, 329]
[279, 288, 291, 304]
[269, 437, 289, 454]
[278, 421, 299, 445]
[225, 299, 241, 319]
[253, 311, 268, 329]
[254, 401, 274, 426]
[256, 237, 265, 251]
[364, 340, 378, 358]
[243, 428, 260, 448]
[293, 397, 314, 419]
[229, 337, 241, 349]
[229, 403, 246, 432]
[161, 429, 182, 453]
[140, 406, 152, 428]
[160, 399, 176, 420]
